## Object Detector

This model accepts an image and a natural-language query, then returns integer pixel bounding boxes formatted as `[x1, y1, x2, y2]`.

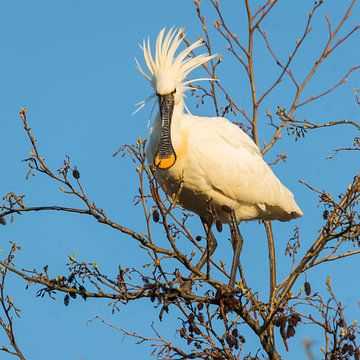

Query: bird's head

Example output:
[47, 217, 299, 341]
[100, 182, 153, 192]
[137, 27, 216, 103]
[136, 27, 217, 170]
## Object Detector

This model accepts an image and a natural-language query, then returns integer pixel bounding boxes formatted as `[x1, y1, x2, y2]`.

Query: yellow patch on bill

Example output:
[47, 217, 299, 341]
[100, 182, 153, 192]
[154, 153, 176, 169]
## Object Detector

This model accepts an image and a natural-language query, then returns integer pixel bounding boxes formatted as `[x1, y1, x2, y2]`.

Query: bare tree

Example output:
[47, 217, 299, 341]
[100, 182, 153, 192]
[1, 1, 360, 359]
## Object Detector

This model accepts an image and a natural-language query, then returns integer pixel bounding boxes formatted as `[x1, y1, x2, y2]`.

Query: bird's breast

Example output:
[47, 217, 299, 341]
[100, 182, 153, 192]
[171, 123, 189, 165]
[152, 122, 201, 203]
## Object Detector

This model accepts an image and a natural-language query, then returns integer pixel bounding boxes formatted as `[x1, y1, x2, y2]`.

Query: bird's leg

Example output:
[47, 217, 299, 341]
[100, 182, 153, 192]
[204, 216, 217, 279]
[229, 209, 243, 288]
[190, 216, 217, 279]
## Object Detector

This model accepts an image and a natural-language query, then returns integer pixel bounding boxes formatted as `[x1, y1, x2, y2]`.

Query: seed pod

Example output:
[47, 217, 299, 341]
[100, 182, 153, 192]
[79, 285, 87, 300]
[280, 324, 287, 340]
[289, 313, 301, 326]
[64, 294, 70, 306]
[68, 272, 75, 283]
[152, 209, 160, 223]
[234, 338, 239, 350]
[69, 291, 77, 299]
[304, 281, 311, 296]
[72, 166, 80, 180]
[287, 325, 296, 338]
[0, 217, 6, 226]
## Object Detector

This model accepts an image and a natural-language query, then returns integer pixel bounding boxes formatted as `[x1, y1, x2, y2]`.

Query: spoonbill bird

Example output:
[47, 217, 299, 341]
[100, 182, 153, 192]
[137, 28, 303, 225]
[136, 28, 302, 283]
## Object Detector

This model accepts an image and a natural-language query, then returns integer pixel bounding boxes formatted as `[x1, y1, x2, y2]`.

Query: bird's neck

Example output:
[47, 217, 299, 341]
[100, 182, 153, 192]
[172, 100, 185, 122]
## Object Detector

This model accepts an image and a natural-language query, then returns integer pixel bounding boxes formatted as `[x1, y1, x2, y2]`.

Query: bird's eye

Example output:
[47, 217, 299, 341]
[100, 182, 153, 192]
[172, 89, 177, 94]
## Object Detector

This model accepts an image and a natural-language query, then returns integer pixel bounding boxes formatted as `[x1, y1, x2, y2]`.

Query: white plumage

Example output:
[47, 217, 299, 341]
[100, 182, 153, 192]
[137, 28, 303, 223]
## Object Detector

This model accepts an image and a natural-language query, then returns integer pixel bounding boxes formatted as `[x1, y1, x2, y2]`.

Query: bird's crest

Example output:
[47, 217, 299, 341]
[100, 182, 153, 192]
[136, 28, 217, 102]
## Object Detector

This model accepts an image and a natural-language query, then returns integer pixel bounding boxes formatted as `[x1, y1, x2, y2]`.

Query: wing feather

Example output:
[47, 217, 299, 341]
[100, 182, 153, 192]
[183, 115, 301, 215]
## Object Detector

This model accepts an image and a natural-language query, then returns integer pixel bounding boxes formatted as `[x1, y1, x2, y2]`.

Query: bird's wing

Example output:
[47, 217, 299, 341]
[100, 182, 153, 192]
[198, 116, 261, 156]
[185, 115, 299, 213]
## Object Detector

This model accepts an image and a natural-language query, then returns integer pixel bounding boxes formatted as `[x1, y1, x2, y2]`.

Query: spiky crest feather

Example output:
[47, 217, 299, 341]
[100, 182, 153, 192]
[136, 28, 217, 99]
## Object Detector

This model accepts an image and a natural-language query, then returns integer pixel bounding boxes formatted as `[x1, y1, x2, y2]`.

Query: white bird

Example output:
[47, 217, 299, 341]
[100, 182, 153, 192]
[136, 28, 303, 225]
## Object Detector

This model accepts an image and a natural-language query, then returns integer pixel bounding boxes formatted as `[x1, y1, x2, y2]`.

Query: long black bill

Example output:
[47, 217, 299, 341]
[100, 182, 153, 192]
[154, 93, 177, 169]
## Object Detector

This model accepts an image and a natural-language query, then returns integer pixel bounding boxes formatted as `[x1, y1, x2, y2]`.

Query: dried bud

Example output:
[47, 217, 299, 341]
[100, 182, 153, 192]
[304, 281, 311, 296]
[72, 166, 80, 180]
[348, 344, 354, 356]
[64, 294, 70, 306]
[197, 302, 204, 311]
[221, 205, 232, 213]
[198, 313, 204, 324]
[193, 326, 201, 335]
[179, 327, 186, 338]
[239, 335, 246, 343]
[323, 210, 329, 220]
[69, 291, 77, 299]
[225, 334, 234, 347]
[152, 209, 160, 223]
[0, 217, 6, 225]
[275, 315, 287, 327]
[216, 220, 223, 232]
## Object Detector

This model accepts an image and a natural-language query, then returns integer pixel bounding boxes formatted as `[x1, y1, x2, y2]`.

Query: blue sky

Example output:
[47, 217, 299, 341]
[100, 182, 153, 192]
[1, 1, 359, 359]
